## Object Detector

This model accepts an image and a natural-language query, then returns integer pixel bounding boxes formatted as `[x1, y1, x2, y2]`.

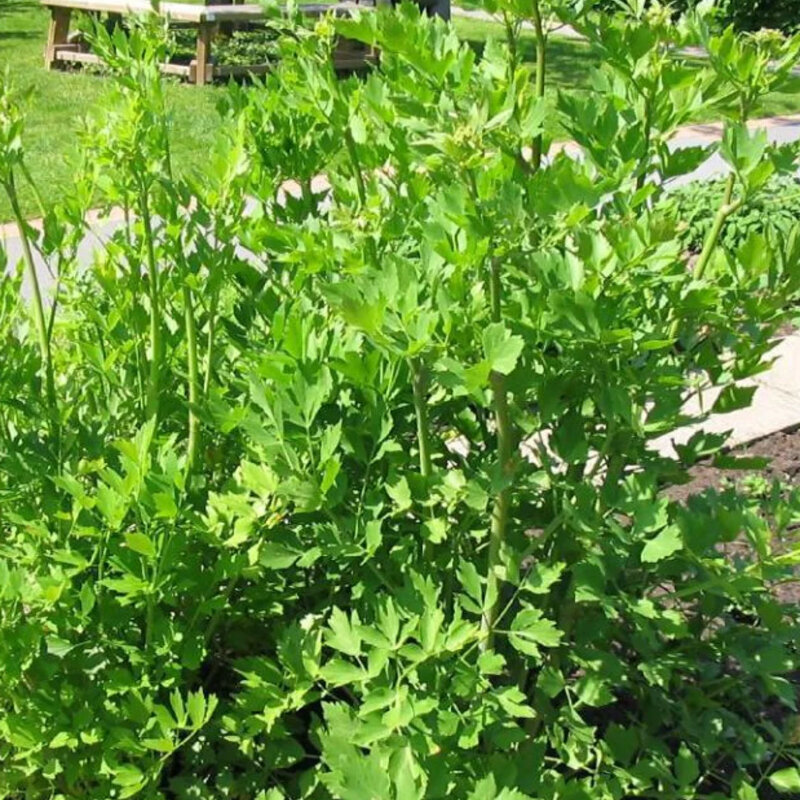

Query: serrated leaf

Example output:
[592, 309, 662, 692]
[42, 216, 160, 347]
[482, 322, 524, 375]
[124, 532, 156, 559]
[508, 609, 562, 657]
[641, 525, 682, 564]
[326, 607, 362, 657]
[674, 743, 699, 786]
[769, 768, 800, 793]
[712, 384, 757, 414]
[320, 658, 367, 686]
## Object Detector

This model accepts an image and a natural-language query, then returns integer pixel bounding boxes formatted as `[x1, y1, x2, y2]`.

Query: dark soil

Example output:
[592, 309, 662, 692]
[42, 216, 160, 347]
[668, 426, 800, 503]
[667, 425, 800, 605]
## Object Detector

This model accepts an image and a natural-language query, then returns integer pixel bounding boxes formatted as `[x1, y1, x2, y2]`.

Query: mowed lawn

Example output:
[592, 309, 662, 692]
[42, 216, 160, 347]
[1, 0, 800, 222]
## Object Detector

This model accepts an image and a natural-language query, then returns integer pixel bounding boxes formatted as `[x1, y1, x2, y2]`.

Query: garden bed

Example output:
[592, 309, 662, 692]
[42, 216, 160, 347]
[668, 425, 800, 605]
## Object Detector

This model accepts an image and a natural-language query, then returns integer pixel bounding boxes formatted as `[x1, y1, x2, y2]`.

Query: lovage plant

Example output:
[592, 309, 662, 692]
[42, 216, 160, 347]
[1, 3, 800, 799]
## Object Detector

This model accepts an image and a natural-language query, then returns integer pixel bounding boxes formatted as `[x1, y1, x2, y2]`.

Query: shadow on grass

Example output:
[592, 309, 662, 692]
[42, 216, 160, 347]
[0, 0, 47, 42]
[463, 35, 599, 89]
[0, 0, 41, 16]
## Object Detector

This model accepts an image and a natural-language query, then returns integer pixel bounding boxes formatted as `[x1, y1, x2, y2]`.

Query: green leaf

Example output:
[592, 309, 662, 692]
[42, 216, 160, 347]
[508, 609, 563, 658]
[712, 384, 757, 414]
[124, 532, 156, 559]
[386, 477, 412, 511]
[79, 581, 96, 617]
[141, 737, 174, 754]
[641, 526, 683, 564]
[113, 764, 145, 788]
[457, 561, 483, 608]
[674, 744, 699, 786]
[523, 561, 565, 595]
[260, 542, 300, 570]
[326, 608, 362, 657]
[350, 113, 368, 145]
[769, 768, 800, 794]
[170, 690, 187, 727]
[320, 658, 367, 687]
[482, 322, 524, 375]
[604, 724, 638, 766]
[153, 491, 178, 519]
[187, 690, 207, 729]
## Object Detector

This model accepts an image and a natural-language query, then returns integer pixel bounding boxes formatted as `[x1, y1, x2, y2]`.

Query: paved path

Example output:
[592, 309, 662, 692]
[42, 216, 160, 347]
[452, 6, 800, 75]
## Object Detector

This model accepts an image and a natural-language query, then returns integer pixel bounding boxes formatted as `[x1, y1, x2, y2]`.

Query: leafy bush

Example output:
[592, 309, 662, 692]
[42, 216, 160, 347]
[593, 0, 800, 32]
[663, 174, 800, 253]
[1, 4, 800, 800]
[717, 0, 800, 34]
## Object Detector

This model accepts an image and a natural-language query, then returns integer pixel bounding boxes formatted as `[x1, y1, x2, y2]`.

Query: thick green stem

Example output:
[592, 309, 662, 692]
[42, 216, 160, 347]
[530, 0, 547, 172]
[694, 173, 737, 282]
[411, 358, 433, 479]
[139, 186, 162, 421]
[203, 285, 220, 397]
[411, 357, 436, 561]
[5, 178, 57, 422]
[669, 173, 738, 340]
[503, 11, 519, 74]
[344, 129, 379, 268]
[635, 99, 652, 191]
[481, 259, 514, 651]
[183, 284, 200, 474]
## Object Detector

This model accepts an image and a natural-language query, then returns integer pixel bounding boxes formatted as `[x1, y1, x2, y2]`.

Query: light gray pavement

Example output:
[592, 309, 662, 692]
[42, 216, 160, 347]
[3, 114, 800, 455]
[652, 333, 800, 458]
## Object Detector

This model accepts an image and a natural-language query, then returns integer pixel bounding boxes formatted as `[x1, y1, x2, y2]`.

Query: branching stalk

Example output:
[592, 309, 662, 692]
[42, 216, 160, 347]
[694, 172, 738, 282]
[183, 284, 200, 473]
[138, 185, 163, 421]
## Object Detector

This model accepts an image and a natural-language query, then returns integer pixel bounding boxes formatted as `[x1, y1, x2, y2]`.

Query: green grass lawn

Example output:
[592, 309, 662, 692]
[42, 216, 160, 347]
[1, 0, 799, 222]
[0, 0, 223, 221]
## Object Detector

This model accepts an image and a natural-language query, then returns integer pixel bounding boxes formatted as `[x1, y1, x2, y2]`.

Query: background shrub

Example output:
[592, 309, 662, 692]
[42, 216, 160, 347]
[662, 174, 800, 253]
[595, 0, 800, 32]
[1, 4, 800, 800]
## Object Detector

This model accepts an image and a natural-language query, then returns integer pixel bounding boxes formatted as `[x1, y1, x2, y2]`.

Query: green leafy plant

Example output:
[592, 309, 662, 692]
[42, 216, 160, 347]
[661, 173, 800, 254]
[1, 3, 800, 799]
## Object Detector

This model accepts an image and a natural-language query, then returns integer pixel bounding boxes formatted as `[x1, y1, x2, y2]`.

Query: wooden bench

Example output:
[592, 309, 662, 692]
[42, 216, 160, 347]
[41, 0, 376, 85]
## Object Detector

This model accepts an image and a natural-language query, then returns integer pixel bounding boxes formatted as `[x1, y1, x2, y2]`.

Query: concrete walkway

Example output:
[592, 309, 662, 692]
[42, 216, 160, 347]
[652, 333, 800, 459]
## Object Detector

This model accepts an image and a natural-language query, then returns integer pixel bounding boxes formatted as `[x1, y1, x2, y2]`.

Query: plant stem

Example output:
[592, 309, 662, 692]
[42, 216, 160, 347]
[503, 11, 519, 73]
[530, 0, 547, 172]
[411, 357, 437, 561]
[411, 358, 433, 478]
[668, 173, 738, 340]
[694, 172, 737, 282]
[138, 185, 162, 421]
[203, 284, 220, 397]
[481, 258, 514, 651]
[183, 284, 200, 474]
[5, 177, 57, 425]
[343, 129, 379, 268]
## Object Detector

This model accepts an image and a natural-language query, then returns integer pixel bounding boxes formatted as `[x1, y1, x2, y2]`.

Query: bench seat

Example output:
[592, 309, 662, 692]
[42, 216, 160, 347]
[41, 0, 375, 84]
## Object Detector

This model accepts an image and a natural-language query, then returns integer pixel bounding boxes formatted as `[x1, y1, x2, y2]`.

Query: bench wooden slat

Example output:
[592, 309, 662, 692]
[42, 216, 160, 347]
[41, 0, 367, 23]
[41, 0, 375, 84]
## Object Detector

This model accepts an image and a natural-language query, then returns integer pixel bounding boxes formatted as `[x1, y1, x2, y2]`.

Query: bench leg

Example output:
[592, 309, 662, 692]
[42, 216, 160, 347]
[45, 7, 71, 70]
[192, 23, 212, 86]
